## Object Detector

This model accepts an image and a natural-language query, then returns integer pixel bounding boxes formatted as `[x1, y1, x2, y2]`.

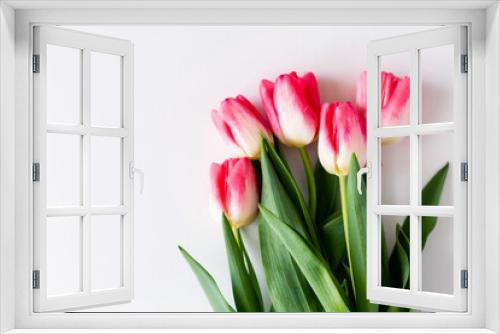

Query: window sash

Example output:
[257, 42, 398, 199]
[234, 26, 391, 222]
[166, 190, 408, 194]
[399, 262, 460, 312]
[32, 26, 134, 312]
[366, 25, 468, 312]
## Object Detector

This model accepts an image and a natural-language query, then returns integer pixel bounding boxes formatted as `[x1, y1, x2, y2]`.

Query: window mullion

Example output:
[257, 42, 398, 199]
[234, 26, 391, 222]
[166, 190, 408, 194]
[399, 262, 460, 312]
[82, 48, 91, 295]
[409, 48, 421, 292]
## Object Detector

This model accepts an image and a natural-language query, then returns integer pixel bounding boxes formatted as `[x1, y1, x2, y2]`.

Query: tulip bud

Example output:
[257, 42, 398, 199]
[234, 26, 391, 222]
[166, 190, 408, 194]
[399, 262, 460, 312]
[318, 102, 367, 176]
[209, 158, 259, 228]
[355, 70, 410, 127]
[212, 95, 273, 159]
[259, 71, 321, 147]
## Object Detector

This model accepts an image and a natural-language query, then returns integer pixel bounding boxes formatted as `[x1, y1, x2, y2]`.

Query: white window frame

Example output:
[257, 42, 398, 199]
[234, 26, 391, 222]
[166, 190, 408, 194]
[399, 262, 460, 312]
[366, 26, 468, 312]
[32, 26, 134, 312]
[0, 2, 498, 334]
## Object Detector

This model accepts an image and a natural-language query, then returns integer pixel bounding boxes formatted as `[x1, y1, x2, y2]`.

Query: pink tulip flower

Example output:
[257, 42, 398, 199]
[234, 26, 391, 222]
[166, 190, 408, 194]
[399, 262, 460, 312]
[318, 101, 367, 176]
[212, 95, 273, 159]
[259, 71, 321, 147]
[209, 158, 259, 228]
[355, 70, 410, 127]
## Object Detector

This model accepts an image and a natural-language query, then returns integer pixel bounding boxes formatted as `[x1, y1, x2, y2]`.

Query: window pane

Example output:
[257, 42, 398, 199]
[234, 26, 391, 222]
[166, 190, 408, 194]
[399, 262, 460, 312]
[91, 215, 122, 291]
[380, 136, 410, 205]
[421, 216, 453, 294]
[47, 133, 81, 207]
[420, 45, 454, 124]
[380, 215, 410, 289]
[379, 52, 410, 127]
[47, 216, 81, 296]
[91, 136, 122, 206]
[91, 52, 122, 128]
[420, 133, 453, 206]
[46, 45, 81, 125]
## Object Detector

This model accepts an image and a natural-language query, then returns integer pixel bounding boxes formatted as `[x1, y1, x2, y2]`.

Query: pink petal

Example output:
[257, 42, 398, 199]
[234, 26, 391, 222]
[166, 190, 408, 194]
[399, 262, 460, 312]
[301, 72, 321, 114]
[259, 79, 285, 142]
[219, 97, 272, 158]
[382, 76, 410, 127]
[334, 102, 367, 174]
[211, 109, 239, 148]
[209, 162, 227, 218]
[225, 158, 259, 227]
[355, 71, 367, 116]
[380, 72, 399, 108]
[235, 95, 269, 128]
[273, 74, 318, 147]
[318, 102, 338, 175]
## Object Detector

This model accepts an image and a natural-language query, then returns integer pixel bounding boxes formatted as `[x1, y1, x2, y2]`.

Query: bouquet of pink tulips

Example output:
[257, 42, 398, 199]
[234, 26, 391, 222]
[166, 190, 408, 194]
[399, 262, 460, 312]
[179, 71, 448, 312]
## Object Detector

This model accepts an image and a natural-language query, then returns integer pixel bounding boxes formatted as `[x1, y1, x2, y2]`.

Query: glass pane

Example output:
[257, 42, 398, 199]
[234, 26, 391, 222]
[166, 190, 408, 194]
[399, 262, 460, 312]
[420, 45, 454, 124]
[380, 215, 410, 289]
[91, 215, 122, 290]
[420, 133, 453, 206]
[47, 133, 81, 207]
[47, 216, 81, 296]
[421, 216, 453, 294]
[379, 52, 410, 127]
[46, 44, 81, 125]
[91, 136, 122, 206]
[91, 52, 122, 128]
[380, 136, 410, 205]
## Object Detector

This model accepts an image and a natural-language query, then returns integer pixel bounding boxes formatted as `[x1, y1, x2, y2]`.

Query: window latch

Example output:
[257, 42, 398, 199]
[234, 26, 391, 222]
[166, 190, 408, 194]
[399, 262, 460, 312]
[129, 161, 144, 194]
[357, 162, 371, 195]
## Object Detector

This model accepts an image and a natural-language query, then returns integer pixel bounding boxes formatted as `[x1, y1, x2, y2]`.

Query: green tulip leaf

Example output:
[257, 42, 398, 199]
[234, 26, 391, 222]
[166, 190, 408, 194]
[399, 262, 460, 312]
[340, 154, 378, 312]
[238, 229, 264, 310]
[222, 216, 263, 312]
[259, 139, 322, 312]
[320, 210, 345, 271]
[389, 225, 410, 289]
[262, 137, 320, 249]
[315, 162, 340, 225]
[259, 205, 350, 312]
[380, 223, 391, 287]
[178, 246, 235, 312]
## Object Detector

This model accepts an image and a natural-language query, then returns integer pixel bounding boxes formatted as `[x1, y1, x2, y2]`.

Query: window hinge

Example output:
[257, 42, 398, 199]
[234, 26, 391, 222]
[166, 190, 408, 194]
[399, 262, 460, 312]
[461, 54, 468, 73]
[32, 270, 40, 289]
[32, 162, 40, 182]
[461, 162, 468, 182]
[32, 54, 40, 73]
[461, 269, 468, 289]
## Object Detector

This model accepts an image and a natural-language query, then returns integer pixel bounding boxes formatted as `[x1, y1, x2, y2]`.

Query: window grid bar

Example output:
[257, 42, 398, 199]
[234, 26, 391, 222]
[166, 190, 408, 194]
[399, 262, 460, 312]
[374, 122, 454, 138]
[82, 48, 92, 295]
[409, 48, 421, 292]
[374, 55, 383, 288]
[373, 205, 454, 217]
[46, 206, 129, 217]
[46, 124, 128, 137]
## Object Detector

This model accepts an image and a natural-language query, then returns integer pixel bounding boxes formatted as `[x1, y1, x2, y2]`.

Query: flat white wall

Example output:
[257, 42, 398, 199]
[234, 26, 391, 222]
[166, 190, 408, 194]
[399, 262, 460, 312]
[47, 25, 451, 312]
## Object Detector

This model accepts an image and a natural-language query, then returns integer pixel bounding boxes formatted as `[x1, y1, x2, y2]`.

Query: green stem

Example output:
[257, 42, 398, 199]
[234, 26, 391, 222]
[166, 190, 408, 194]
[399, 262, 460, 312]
[298, 146, 317, 224]
[232, 226, 242, 248]
[339, 175, 356, 303]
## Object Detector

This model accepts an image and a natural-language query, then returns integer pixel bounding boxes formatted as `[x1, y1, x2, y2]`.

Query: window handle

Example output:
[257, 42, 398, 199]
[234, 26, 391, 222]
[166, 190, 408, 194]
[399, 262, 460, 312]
[357, 162, 371, 195]
[129, 162, 144, 194]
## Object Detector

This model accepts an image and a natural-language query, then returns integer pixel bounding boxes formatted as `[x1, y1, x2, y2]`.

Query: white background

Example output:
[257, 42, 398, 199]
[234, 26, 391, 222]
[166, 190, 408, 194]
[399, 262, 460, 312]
[47, 25, 452, 312]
